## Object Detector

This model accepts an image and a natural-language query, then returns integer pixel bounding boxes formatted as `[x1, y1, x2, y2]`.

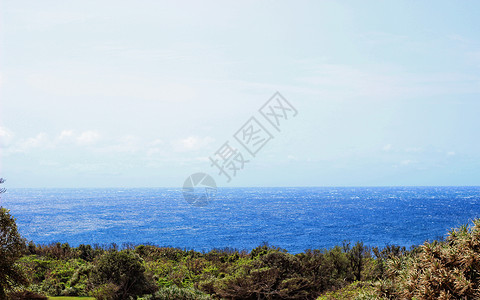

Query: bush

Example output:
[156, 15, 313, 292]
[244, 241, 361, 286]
[6, 290, 47, 300]
[317, 281, 379, 300]
[382, 219, 480, 299]
[0, 207, 27, 298]
[91, 283, 120, 300]
[141, 286, 212, 300]
[213, 250, 315, 299]
[92, 250, 155, 300]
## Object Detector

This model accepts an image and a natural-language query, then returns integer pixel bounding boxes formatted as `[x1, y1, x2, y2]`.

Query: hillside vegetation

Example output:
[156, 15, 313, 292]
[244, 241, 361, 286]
[3, 205, 480, 299]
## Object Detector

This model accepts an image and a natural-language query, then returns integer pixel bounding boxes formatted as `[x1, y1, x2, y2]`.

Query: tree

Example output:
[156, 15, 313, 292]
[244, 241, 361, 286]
[214, 250, 315, 299]
[0, 205, 27, 299]
[0, 178, 28, 299]
[92, 250, 154, 300]
[346, 241, 369, 281]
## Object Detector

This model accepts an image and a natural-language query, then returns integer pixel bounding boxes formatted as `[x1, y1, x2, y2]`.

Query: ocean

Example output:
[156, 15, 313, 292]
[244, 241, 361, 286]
[2, 186, 480, 253]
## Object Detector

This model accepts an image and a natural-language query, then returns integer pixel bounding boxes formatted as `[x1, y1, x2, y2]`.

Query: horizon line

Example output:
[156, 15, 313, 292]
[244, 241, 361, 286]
[4, 185, 480, 189]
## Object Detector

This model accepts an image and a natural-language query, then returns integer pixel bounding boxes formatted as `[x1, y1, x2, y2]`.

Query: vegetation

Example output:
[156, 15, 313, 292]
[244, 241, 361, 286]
[91, 250, 154, 299]
[378, 219, 480, 299]
[0, 179, 28, 299]
[0, 207, 28, 299]
[48, 298, 94, 300]
[2, 179, 480, 299]
[12, 242, 385, 299]
[8, 218, 480, 299]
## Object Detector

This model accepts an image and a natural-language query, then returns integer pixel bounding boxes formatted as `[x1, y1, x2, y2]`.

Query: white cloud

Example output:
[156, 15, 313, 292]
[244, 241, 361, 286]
[76, 131, 101, 145]
[405, 147, 423, 153]
[22, 133, 50, 149]
[150, 139, 164, 146]
[382, 144, 393, 151]
[58, 130, 74, 140]
[95, 135, 140, 153]
[0, 126, 14, 148]
[66, 162, 105, 172]
[400, 159, 414, 165]
[172, 136, 215, 152]
[447, 151, 456, 156]
[146, 147, 164, 157]
[287, 155, 299, 161]
[39, 160, 61, 167]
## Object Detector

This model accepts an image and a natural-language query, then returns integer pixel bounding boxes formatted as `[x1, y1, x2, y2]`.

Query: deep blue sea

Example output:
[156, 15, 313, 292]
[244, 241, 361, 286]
[2, 187, 480, 253]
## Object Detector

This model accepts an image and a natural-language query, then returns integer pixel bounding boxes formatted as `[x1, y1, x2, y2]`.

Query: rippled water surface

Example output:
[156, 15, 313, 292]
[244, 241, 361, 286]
[2, 187, 480, 253]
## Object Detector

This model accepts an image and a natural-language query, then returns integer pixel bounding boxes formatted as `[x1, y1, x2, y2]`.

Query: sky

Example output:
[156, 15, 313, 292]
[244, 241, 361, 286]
[1, 0, 480, 188]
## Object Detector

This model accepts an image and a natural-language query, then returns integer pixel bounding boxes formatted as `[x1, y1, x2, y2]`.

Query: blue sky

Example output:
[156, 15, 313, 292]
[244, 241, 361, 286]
[1, 1, 480, 188]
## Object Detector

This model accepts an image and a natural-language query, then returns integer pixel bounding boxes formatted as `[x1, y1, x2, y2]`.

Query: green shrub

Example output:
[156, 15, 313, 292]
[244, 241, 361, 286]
[91, 283, 120, 300]
[382, 219, 480, 299]
[6, 290, 47, 300]
[0, 207, 28, 298]
[91, 250, 155, 300]
[213, 250, 315, 299]
[317, 281, 379, 300]
[141, 286, 212, 300]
